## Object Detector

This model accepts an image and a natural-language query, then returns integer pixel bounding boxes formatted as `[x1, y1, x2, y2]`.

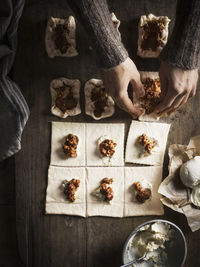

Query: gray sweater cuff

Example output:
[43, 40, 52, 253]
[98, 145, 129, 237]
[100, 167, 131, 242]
[159, 0, 200, 70]
[67, 0, 128, 68]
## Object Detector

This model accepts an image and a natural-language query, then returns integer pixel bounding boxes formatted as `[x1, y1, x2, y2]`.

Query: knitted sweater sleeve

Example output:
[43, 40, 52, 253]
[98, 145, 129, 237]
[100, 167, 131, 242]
[67, 0, 128, 69]
[159, 0, 200, 70]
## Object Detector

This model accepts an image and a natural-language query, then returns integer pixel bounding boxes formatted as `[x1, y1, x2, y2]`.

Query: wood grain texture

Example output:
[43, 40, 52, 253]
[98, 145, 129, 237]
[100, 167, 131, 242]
[13, 0, 200, 266]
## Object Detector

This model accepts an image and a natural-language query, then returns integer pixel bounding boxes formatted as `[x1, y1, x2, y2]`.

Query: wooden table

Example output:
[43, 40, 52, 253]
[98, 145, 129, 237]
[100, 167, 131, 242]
[13, 0, 200, 266]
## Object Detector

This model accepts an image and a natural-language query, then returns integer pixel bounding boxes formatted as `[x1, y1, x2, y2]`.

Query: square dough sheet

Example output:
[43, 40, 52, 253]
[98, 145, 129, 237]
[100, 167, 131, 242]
[50, 122, 85, 166]
[86, 123, 124, 166]
[125, 120, 170, 165]
[86, 167, 124, 217]
[45, 166, 86, 217]
[124, 166, 164, 216]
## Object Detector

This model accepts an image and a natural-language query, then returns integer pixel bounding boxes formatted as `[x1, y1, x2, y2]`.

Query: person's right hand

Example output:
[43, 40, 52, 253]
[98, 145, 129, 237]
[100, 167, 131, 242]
[101, 57, 145, 118]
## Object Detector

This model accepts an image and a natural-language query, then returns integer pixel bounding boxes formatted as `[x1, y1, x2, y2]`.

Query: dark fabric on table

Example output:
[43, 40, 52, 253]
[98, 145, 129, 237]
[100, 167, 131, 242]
[0, 0, 29, 161]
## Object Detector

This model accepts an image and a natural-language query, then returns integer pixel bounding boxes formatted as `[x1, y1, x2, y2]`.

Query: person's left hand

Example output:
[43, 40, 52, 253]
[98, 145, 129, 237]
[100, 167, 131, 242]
[155, 61, 199, 115]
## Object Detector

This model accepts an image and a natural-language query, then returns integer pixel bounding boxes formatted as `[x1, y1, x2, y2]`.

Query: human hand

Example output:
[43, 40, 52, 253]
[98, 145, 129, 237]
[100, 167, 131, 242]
[101, 57, 145, 118]
[155, 61, 199, 115]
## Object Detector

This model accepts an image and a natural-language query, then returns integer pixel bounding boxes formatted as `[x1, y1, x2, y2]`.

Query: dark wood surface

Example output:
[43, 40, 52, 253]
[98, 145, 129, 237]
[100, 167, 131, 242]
[11, 0, 200, 266]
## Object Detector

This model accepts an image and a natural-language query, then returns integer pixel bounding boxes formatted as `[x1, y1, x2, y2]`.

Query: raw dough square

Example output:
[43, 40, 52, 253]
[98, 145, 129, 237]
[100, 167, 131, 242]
[125, 120, 170, 165]
[45, 166, 86, 217]
[86, 123, 124, 166]
[50, 122, 85, 166]
[86, 167, 124, 217]
[124, 166, 164, 216]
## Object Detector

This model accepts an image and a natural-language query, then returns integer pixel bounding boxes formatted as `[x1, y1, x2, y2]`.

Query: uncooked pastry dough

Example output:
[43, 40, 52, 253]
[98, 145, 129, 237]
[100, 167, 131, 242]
[45, 16, 78, 58]
[86, 123, 124, 166]
[84, 79, 115, 120]
[125, 120, 170, 165]
[50, 122, 85, 167]
[86, 167, 124, 217]
[137, 14, 170, 58]
[124, 166, 164, 216]
[138, 71, 160, 122]
[45, 166, 86, 217]
[111, 12, 121, 36]
[50, 77, 81, 118]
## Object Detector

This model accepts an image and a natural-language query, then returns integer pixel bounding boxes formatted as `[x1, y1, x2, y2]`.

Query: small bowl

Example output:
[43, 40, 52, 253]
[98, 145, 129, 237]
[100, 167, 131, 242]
[122, 219, 187, 267]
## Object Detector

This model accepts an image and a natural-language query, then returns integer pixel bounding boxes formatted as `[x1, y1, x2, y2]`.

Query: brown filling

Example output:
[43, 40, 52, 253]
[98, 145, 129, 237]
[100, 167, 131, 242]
[99, 139, 117, 157]
[133, 182, 151, 203]
[141, 19, 165, 51]
[100, 178, 114, 201]
[54, 83, 78, 113]
[91, 86, 108, 117]
[138, 134, 157, 154]
[63, 178, 80, 202]
[63, 134, 79, 158]
[52, 23, 70, 54]
[140, 77, 161, 114]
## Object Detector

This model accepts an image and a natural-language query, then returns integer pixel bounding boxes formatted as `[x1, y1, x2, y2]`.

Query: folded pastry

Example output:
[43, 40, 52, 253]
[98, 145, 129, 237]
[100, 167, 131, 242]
[137, 14, 170, 58]
[50, 77, 81, 118]
[138, 72, 161, 122]
[45, 16, 78, 58]
[84, 79, 115, 120]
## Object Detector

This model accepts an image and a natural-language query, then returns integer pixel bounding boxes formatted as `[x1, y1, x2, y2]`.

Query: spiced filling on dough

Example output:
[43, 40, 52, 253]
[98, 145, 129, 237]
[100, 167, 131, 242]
[63, 178, 80, 202]
[100, 178, 114, 201]
[141, 19, 165, 51]
[54, 83, 78, 113]
[63, 134, 79, 158]
[138, 134, 157, 155]
[91, 86, 109, 117]
[99, 139, 117, 157]
[140, 77, 161, 114]
[133, 181, 151, 203]
[52, 23, 70, 54]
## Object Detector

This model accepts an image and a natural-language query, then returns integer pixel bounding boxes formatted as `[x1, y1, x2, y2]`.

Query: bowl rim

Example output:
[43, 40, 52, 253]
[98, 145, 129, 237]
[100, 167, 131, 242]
[122, 219, 187, 267]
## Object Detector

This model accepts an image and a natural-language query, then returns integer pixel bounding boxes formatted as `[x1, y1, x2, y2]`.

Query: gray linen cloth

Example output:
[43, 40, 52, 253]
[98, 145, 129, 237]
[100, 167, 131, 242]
[0, 0, 29, 161]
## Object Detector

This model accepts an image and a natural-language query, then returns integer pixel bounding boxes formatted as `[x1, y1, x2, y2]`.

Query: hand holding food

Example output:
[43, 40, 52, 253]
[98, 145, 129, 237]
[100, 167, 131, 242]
[156, 61, 199, 115]
[102, 58, 145, 118]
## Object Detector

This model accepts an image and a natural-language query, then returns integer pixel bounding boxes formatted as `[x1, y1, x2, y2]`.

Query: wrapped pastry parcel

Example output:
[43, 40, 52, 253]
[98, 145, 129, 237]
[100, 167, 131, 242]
[45, 16, 78, 58]
[158, 136, 200, 232]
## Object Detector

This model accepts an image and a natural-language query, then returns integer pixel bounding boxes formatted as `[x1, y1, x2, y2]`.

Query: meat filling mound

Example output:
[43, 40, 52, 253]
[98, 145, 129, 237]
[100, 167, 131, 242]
[63, 178, 80, 202]
[91, 86, 108, 117]
[99, 139, 117, 157]
[138, 134, 157, 154]
[52, 23, 70, 54]
[133, 182, 151, 203]
[100, 178, 114, 201]
[140, 78, 161, 114]
[141, 19, 165, 51]
[55, 83, 78, 113]
[63, 134, 79, 158]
